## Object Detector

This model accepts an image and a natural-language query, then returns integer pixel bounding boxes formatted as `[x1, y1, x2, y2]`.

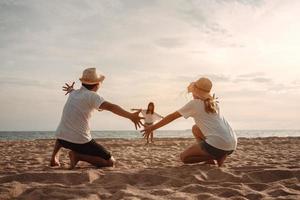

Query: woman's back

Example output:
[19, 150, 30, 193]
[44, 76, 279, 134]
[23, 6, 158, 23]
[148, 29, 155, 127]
[178, 99, 237, 151]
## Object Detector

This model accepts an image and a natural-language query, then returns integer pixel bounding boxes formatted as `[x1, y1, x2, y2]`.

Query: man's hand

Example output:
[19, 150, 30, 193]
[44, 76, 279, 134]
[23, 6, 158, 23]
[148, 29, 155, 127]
[130, 110, 144, 130]
[62, 82, 75, 95]
[100, 102, 144, 130]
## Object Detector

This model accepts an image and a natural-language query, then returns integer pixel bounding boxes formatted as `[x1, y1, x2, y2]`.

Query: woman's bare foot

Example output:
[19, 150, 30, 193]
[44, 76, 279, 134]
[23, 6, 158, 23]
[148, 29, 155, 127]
[50, 156, 60, 167]
[204, 159, 216, 165]
[216, 155, 227, 167]
[68, 151, 79, 169]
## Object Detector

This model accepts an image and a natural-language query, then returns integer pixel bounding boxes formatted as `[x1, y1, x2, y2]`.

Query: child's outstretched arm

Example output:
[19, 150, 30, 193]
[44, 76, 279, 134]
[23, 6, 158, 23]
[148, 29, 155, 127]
[141, 111, 182, 138]
[100, 101, 144, 130]
[155, 112, 164, 119]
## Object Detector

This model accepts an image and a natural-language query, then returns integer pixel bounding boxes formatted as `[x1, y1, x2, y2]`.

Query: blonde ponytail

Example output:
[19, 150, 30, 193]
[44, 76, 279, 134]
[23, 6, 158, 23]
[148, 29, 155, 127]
[203, 94, 219, 114]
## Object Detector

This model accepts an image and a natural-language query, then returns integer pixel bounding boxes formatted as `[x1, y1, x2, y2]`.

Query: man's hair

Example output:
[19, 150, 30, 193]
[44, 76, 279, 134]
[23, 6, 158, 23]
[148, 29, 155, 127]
[82, 83, 98, 90]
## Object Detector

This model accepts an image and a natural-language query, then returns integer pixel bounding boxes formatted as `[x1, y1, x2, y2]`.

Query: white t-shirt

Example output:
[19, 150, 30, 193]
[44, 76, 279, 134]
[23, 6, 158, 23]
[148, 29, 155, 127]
[141, 110, 162, 124]
[178, 99, 237, 151]
[56, 86, 105, 144]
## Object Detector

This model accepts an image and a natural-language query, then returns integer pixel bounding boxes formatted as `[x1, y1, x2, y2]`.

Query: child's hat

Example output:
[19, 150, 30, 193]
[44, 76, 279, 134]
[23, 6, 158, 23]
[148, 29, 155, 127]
[187, 77, 213, 100]
[79, 68, 105, 85]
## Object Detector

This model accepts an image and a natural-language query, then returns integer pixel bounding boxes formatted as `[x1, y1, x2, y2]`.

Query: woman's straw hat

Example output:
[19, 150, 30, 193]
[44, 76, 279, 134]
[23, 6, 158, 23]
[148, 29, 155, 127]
[79, 68, 105, 85]
[188, 77, 213, 100]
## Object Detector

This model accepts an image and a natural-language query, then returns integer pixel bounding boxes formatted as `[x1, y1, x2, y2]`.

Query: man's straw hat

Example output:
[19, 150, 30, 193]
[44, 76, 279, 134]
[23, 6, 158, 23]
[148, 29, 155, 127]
[187, 77, 213, 100]
[79, 68, 105, 85]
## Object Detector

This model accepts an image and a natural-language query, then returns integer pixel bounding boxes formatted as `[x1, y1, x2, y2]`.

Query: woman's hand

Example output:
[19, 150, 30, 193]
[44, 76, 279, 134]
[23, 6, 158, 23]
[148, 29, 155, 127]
[62, 82, 75, 95]
[140, 111, 182, 138]
[141, 125, 155, 139]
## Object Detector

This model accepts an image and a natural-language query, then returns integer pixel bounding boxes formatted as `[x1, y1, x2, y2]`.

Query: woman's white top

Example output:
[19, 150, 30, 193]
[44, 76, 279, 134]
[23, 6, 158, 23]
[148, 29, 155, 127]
[56, 87, 105, 144]
[141, 110, 163, 124]
[178, 99, 237, 151]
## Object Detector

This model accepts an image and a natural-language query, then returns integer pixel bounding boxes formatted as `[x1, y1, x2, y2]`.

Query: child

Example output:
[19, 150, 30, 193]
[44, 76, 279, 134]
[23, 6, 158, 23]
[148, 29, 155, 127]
[142, 77, 237, 167]
[50, 68, 144, 169]
[132, 102, 163, 143]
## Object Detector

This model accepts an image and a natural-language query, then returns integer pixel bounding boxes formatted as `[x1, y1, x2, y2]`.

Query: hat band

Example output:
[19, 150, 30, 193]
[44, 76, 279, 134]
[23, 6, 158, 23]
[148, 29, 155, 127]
[194, 84, 211, 93]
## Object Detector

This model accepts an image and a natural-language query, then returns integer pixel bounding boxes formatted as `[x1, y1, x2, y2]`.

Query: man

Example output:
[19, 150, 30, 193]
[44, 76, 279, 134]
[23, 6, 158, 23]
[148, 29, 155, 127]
[50, 68, 143, 169]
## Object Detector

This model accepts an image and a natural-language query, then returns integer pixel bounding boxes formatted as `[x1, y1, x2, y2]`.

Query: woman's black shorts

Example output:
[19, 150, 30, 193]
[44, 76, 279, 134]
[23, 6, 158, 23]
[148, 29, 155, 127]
[57, 139, 111, 160]
[200, 140, 234, 159]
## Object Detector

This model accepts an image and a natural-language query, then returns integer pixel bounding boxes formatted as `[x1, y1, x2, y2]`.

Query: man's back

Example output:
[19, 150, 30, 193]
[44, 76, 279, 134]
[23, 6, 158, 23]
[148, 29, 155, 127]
[56, 87, 104, 144]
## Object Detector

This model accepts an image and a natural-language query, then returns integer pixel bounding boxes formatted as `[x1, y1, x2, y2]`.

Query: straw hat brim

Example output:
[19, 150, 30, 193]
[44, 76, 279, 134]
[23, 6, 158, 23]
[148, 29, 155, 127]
[188, 82, 212, 100]
[79, 76, 105, 85]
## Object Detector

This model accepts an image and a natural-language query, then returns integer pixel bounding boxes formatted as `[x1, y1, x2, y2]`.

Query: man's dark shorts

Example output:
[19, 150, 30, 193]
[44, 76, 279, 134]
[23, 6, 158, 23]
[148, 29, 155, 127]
[200, 140, 234, 159]
[57, 139, 111, 160]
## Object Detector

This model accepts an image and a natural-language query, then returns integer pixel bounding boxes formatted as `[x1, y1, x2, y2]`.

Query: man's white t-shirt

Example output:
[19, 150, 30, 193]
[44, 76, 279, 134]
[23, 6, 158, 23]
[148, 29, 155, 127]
[178, 99, 237, 151]
[141, 110, 162, 124]
[56, 86, 105, 144]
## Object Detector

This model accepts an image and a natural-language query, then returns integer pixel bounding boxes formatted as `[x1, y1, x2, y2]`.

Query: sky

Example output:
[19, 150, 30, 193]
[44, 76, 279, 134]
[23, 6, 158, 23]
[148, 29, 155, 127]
[0, 0, 300, 131]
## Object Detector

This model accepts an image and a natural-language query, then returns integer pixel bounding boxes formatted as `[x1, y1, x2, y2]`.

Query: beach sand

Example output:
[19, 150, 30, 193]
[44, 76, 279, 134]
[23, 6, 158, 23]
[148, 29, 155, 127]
[0, 137, 299, 200]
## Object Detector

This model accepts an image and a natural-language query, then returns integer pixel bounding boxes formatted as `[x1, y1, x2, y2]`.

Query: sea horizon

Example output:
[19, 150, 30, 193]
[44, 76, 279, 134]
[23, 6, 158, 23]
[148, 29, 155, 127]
[1, 129, 300, 141]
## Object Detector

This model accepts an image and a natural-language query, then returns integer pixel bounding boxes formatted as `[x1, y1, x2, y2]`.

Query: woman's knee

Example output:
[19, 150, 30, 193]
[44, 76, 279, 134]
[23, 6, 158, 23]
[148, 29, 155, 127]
[180, 153, 184, 162]
[192, 125, 199, 134]
[180, 153, 188, 163]
[192, 125, 202, 137]
[192, 125, 205, 140]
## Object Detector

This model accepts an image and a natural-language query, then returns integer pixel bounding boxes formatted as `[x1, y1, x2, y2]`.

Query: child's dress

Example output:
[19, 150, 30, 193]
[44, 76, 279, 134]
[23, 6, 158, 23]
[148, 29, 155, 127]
[141, 110, 163, 126]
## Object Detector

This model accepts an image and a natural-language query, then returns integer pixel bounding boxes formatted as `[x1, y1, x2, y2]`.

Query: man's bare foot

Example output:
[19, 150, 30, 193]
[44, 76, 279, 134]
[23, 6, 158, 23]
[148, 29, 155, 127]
[216, 155, 227, 167]
[108, 156, 116, 167]
[68, 151, 79, 169]
[204, 159, 216, 165]
[50, 157, 60, 167]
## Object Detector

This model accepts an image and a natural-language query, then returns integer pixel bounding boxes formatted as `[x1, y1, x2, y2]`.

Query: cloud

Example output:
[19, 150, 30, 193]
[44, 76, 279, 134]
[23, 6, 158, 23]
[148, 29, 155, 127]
[251, 77, 272, 83]
[0, 76, 58, 89]
[234, 77, 272, 83]
[155, 37, 186, 49]
[267, 83, 300, 93]
[234, 72, 272, 83]
[179, 2, 229, 36]
[237, 72, 266, 78]
[216, 0, 264, 6]
[202, 74, 231, 82]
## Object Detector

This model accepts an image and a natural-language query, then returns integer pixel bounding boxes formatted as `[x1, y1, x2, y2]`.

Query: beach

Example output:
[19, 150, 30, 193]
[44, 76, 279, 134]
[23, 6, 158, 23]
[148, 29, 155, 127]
[0, 137, 299, 200]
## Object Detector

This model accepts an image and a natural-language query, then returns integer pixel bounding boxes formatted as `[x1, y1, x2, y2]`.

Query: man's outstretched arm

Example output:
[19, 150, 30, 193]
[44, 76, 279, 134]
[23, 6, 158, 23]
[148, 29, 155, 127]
[100, 101, 144, 130]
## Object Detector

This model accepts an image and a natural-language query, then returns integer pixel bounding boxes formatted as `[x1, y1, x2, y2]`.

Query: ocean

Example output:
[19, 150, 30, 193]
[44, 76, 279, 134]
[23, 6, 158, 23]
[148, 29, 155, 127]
[0, 130, 299, 141]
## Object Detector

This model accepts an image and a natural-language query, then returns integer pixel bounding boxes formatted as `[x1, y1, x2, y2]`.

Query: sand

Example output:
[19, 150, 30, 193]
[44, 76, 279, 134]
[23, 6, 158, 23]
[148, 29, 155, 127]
[0, 137, 299, 200]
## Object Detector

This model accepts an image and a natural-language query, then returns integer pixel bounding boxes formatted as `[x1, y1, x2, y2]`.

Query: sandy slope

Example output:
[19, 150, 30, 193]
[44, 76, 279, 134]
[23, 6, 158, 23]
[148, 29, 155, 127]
[0, 137, 299, 200]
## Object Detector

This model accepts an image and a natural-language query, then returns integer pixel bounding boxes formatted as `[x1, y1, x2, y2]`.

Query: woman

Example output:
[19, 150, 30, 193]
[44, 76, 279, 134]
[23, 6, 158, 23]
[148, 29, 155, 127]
[142, 77, 237, 167]
[132, 102, 163, 143]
